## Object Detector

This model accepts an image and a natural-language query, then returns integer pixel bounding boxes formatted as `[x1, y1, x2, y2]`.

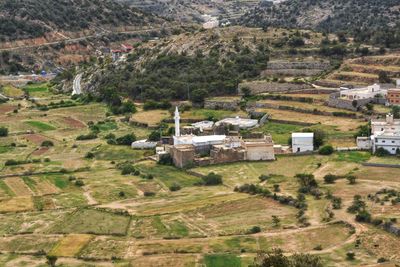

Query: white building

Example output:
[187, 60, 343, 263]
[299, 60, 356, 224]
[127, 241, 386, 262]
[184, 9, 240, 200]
[292, 133, 314, 153]
[215, 117, 258, 129]
[340, 84, 387, 100]
[373, 132, 400, 155]
[371, 113, 400, 135]
[131, 139, 157, 149]
[173, 107, 226, 146]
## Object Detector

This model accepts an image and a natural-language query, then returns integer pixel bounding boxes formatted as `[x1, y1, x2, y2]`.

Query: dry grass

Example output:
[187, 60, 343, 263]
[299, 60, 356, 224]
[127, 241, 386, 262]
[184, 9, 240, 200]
[4, 177, 33, 196]
[0, 196, 34, 212]
[49, 234, 92, 257]
[256, 108, 364, 131]
[131, 110, 170, 126]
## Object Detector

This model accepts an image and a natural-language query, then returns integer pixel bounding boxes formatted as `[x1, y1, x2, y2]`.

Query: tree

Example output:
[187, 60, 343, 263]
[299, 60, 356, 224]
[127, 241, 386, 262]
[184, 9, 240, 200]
[169, 183, 181, 191]
[41, 140, 54, 147]
[346, 175, 356, 185]
[272, 215, 280, 227]
[116, 133, 136, 145]
[202, 172, 223, 186]
[191, 89, 208, 104]
[378, 71, 391, 83]
[46, 255, 58, 267]
[319, 145, 334, 155]
[323, 174, 337, 184]
[241, 87, 252, 97]
[273, 184, 280, 192]
[148, 130, 161, 141]
[254, 249, 323, 267]
[331, 196, 342, 209]
[0, 127, 8, 137]
[302, 128, 325, 148]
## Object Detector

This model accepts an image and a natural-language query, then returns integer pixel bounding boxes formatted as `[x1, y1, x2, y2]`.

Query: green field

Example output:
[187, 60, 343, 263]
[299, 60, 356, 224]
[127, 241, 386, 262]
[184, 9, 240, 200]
[24, 120, 56, 131]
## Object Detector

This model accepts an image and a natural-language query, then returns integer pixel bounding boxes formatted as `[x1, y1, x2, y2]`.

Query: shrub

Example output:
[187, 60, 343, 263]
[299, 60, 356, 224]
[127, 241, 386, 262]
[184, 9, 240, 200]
[116, 133, 136, 145]
[346, 175, 356, 185]
[119, 191, 126, 198]
[121, 164, 135, 175]
[41, 140, 54, 147]
[355, 210, 371, 222]
[0, 127, 8, 137]
[319, 145, 334, 155]
[323, 174, 338, 184]
[248, 226, 261, 234]
[76, 132, 97, 140]
[75, 180, 85, 187]
[202, 172, 223, 186]
[44, 157, 51, 162]
[259, 174, 270, 182]
[169, 183, 182, 192]
[144, 191, 155, 197]
[375, 147, 390, 157]
[331, 196, 342, 209]
[85, 152, 95, 159]
[346, 251, 355, 260]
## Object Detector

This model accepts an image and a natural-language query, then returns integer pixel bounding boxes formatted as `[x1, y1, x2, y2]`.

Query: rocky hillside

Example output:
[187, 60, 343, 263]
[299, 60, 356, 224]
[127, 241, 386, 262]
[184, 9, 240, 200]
[0, 0, 162, 41]
[239, 0, 400, 47]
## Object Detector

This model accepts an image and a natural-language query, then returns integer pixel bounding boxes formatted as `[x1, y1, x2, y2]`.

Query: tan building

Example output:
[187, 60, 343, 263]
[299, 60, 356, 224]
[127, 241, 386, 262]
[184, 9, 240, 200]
[170, 145, 195, 168]
[243, 136, 275, 161]
[387, 89, 400, 105]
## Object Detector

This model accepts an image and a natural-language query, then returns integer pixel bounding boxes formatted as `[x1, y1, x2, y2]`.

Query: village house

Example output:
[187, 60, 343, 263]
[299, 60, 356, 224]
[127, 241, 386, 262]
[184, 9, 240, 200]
[339, 84, 387, 101]
[292, 133, 314, 153]
[357, 114, 400, 155]
[168, 107, 275, 168]
[387, 89, 400, 106]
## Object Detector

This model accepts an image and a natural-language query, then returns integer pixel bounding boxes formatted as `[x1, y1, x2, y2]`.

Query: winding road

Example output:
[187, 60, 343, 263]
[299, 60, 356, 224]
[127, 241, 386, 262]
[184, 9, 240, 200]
[72, 73, 82, 95]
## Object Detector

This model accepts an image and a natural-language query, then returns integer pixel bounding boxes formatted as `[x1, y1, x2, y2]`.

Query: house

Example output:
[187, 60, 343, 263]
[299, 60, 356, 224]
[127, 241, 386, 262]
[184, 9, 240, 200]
[215, 117, 259, 130]
[371, 113, 400, 135]
[387, 89, 400, 106]
[340, 84, 388, 101]
[373, 132, 400, 155]
[292, 133, 314, 153]
[121, 44, 133, 53]
[111, 49, 123, 61]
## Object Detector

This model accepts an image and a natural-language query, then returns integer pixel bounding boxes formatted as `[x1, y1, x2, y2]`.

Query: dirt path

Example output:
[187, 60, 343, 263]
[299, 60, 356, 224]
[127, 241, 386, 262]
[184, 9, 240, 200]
[82, 186, 98, 205]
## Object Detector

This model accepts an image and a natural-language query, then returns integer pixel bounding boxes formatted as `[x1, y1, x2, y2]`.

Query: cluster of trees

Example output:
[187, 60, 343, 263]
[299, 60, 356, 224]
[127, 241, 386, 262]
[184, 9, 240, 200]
[0, 0, 155, 41]
[97, 44, 269, 103]
[240, 0, 400, 48]
[253, 249, 323, 267]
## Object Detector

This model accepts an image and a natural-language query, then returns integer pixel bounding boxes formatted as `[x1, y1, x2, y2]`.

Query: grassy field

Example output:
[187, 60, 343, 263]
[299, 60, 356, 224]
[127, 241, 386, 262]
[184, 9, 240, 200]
[1, 89, 400, 266]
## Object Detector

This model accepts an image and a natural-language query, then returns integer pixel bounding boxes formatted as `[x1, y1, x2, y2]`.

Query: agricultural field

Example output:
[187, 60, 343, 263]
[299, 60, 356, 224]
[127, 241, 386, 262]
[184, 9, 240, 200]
[0, 85, 400, 267]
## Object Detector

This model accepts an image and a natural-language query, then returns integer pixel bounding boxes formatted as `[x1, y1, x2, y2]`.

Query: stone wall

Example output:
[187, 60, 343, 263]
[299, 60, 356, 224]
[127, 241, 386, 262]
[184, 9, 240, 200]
[327, 92, 372, 111]
[204, 99, 240, 111]
[239, 81, 310, 95]
[210, 147, 246, 164]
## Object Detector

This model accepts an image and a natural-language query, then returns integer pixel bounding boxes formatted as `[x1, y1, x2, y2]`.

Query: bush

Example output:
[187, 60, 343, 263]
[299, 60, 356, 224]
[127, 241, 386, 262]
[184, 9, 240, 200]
[248, 226, 261, 234]
[76, 132, 97, 140]
[355, 210, 371, 223]
[201, 172, 223, 186]
[121, 164, 135, 175]
[323, 174, 338, 184]
[0, 127, 8, 137]
[85, 152, 95, 159]
[75, 180, 85, 187]
[319, 145, 334, 155]
[375, 147, 390, 157]
[346, 251, 355, 260]
[116, 133, 136, 145]
[144, 191, 155, 197]
[41, 140, 54, 147]
[346, 175, 356, 185]
[169, 183, 182, 192]
[259, 174, 270, 182]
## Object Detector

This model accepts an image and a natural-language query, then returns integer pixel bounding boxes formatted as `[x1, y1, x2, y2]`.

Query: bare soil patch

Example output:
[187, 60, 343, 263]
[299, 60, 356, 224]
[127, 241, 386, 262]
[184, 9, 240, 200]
[63, 117, 86, 128]
[4, 177, 34, 196]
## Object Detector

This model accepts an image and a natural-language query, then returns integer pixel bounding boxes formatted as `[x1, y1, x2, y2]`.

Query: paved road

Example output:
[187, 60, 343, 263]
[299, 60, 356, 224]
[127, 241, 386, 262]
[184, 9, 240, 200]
[72, 73, 83, 95]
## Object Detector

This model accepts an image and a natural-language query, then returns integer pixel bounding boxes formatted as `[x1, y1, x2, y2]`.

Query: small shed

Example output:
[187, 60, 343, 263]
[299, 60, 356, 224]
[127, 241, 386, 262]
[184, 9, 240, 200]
[292, 133, 314, 153]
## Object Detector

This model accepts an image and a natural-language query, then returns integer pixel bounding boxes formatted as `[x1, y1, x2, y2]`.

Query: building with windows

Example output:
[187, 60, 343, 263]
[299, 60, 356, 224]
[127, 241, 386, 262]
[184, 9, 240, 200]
[387, 89, 400, 106]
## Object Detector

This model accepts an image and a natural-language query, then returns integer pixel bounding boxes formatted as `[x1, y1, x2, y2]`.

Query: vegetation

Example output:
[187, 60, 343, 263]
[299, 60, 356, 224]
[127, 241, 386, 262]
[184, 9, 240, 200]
[201, 172, 223, 186]
[95, 44, 269, 103]
[253, 249, 323, 267]
[0, 127, 8, 137]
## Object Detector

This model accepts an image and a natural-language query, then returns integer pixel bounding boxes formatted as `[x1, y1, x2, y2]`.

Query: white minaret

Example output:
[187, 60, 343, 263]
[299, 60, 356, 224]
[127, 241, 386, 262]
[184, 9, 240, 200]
[174, 106, 180, 137]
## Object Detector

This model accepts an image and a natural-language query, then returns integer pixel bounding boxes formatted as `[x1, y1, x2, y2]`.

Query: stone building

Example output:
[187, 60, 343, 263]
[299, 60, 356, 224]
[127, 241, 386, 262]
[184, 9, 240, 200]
[387, 89, 400, 106]
[292, 133, 314, 153]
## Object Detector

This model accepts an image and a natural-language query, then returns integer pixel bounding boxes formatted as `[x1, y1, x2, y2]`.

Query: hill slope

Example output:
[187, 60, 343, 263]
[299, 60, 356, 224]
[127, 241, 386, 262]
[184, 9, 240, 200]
[0, 0, 161, 41]
[239, 0, 400, 47]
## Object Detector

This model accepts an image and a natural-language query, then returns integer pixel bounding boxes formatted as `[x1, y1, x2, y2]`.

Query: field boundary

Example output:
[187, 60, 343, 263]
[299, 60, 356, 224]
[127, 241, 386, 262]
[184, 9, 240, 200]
[362, 163, 400, 168]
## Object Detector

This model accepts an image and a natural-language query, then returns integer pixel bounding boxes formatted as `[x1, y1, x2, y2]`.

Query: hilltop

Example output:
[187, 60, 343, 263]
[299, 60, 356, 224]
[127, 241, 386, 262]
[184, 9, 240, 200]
[0, 0, 162, 42]
[239, 0, 400, 48]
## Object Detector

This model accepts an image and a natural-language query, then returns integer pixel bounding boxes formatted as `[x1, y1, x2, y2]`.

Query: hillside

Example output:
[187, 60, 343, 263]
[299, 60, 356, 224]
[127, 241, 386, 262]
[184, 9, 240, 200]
[121, 0, 261, 23]
[0, 0, 161, 42]
[81, 26, 334, 104]
[239, 0, 400, 48]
